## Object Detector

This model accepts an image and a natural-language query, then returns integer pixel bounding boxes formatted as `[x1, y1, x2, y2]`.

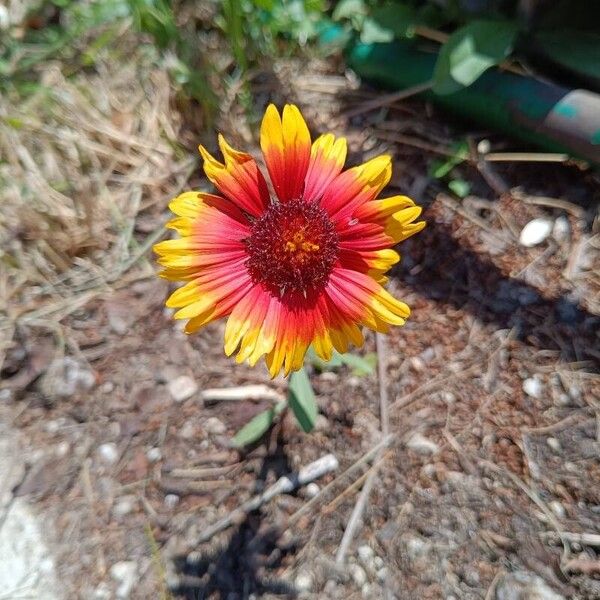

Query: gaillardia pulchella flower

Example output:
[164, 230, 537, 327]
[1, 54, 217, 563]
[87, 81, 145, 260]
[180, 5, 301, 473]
[154, 104, 425, 376]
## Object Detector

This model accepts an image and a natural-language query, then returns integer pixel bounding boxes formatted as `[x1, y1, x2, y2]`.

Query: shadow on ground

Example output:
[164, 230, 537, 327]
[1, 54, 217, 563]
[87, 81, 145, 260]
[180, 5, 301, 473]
[170, 439, 298, 599]
[394, 217, 599, 369]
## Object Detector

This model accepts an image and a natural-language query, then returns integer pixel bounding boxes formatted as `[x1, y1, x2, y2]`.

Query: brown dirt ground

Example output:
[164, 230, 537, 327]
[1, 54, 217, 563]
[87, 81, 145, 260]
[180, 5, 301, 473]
[2, 58, 600, 600]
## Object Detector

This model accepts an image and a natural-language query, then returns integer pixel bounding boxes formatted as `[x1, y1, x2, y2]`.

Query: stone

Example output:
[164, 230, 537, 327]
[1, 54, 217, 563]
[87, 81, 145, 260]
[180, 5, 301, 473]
[519, 218, 553, 247]
[552, 216, 570, 243]
[522, 377, 542, 399]
[167, 375, 198, 402]
[406, 433, 439, 455]
[146, 447, 162, 462]
[295, 570, 313, 592]
[549, 500, 566, 519]
[40, 357, 95, 398]
[350, 564, 367, 587]
[204, 417, 226, 435]
[405, 536, 430, 560]
[164, 494, 180, 509]
[98, 443, 119, 465]
[113, 497, 136, 518]
[305, 483, 320, 498]
[110, 561, 137, 599]
[546, 437, 561, 453]
[357, 544, 375, 566]
[495, 570, 564, 600]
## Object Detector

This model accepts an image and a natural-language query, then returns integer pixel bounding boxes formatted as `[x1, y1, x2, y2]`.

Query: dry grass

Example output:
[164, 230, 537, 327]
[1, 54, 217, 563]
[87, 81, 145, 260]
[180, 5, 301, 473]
[0, 34, 195, 367]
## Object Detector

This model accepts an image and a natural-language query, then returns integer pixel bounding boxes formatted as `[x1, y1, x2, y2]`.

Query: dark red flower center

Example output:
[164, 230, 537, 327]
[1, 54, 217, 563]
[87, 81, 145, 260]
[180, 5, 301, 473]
[244, 199, 339, 295]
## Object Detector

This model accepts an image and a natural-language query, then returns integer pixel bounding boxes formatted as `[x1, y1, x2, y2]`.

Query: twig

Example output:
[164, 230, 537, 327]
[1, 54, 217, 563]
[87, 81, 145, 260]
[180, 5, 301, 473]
[343, 81, 432, 118]
[540, 531, 600, 547]
[335, 333, 390, 565]
[192, 454, 339, 546]
[200, 384, 284, 404]
[484, 152, 570, 163]
[287, 435, 392, 526]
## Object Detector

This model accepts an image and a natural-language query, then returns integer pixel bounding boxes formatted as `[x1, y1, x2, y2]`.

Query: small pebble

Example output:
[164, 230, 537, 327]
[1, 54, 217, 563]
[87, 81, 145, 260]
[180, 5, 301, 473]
[305, 483, 320, 498]
[376, 566, 388, 583]
[357, 545, 374, 566]
[519, 218, 553, 247]
[164, 494, 180, 509]
[146, 447, 162, 462]
[113, 498, 135, 518]
[167, 375, 198, 402]
[546, 437, 561, 453]
[204, 417, 226, 435]
[56, 441, 70, 457]
[550, 500, 566, 519]
[350, 564, 367, 587]
[373, 556, 384, 570]
[98, 443, 119, 465]
[522, 377, 542, 399]
[294, 571, 313, 592]
[553, 215, 570, 242]
[110, 561, 137, 599]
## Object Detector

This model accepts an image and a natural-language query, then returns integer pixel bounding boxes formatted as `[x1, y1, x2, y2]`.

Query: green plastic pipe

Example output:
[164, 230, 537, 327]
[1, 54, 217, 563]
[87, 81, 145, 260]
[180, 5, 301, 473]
[346, 39, 600, 166]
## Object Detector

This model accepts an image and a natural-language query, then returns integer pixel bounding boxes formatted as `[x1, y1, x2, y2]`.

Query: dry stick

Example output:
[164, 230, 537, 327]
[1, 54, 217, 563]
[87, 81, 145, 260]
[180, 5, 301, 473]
[343, 81, 432, 119]
[335, 333, 390, 565]
[190, 454, 339, 548]
[484, 152, 570, 163]
[287, 434, 392, 526]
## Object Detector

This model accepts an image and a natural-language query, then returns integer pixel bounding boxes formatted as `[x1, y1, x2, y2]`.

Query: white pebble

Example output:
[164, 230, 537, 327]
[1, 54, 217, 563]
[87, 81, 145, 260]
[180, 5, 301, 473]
[553, 215, 570, 242]
[305, 482, 320, 498]
[519, 218, 553, 247]
[546, 437, 561, 453]
[167, 375, 198, 402]
[98, 443, 119, 464]
[146, 447, 162, 462]
[113, 498, 135, 518]
[523, 377, 542, 398]
[350, 564, 367, 587]
[294, 571, 313, 592]
[377, 566, 388, 582]
[550, 500, 566, 519]
[406, 433, 439, 455]
[357, 544, 375, 565]
[204, 417, 226, 435]
[110, 561, 137, 599]
[164, 494, 180, 509]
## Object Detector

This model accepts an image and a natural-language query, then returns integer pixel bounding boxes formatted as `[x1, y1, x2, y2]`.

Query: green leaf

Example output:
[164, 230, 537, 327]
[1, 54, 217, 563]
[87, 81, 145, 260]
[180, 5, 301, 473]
[340, 352, 377, 376]
[306, 347, 343, 371]
[360, 18, 394, 44]
[332, 0, 367, 21]
[370, 2, 419, 38]
[448, 178, 471, 198]
[428, 140, 469, 179]
[288, 367, 318, 433]
[433, 20, 519, 95]
[232, 402, 285, 447]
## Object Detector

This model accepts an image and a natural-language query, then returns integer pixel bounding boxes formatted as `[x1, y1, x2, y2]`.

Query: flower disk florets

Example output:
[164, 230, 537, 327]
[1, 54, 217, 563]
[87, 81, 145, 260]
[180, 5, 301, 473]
[245, 199, 339, 295]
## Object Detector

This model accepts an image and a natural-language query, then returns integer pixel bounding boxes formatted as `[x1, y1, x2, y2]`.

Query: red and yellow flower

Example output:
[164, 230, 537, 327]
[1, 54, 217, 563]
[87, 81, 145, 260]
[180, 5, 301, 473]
[154, 104, 425, 376]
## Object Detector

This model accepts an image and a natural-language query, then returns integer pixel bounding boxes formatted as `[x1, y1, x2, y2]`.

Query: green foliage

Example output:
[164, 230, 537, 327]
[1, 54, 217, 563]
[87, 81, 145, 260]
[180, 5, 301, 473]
[306, 347, 377, 376]
[288, 367, 318, 433]
[432, 20, 519, 95]
[0, 0, 216, 114]
[232, 401, 286, 447]
[428, 141, 469, 179]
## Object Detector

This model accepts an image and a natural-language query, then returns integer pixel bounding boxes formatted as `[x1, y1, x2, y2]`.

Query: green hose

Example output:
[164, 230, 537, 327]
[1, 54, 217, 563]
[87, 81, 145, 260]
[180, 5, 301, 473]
[346, 39, 600, 166]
